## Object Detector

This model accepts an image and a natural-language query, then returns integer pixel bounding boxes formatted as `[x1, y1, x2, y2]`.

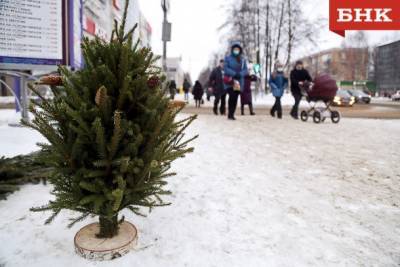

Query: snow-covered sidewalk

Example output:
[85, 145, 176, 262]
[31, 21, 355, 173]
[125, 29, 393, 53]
[0, 114, 400, 266]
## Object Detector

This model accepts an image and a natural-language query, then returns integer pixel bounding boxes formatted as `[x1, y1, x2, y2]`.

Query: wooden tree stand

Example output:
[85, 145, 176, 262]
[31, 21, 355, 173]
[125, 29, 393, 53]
[74, 221, 138, 261]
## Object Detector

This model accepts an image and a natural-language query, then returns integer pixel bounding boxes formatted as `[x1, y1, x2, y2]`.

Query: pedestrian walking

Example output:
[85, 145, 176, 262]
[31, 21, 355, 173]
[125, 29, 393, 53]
[209, 59, 226, 115]
[290, 60, 312, 119]
[168, 80, 177, 100]
[241, 73, 257, 116]
[192, 80, 204, 108]
[224, 42, 248, 120]
[183, 79, 191, 103]
[269, 63, 288, 119]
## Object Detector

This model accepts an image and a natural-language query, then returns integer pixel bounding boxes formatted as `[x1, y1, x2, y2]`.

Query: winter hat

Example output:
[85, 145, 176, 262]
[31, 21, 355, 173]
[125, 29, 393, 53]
[230, 41, 243, 54]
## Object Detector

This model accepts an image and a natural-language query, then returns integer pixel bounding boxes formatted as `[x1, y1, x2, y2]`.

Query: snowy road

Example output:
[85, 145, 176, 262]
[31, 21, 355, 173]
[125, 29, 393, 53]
[0, 114, 400, 266]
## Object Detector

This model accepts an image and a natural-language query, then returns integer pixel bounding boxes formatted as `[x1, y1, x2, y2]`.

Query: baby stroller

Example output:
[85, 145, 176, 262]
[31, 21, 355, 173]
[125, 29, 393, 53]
[300, 74, 340, 124]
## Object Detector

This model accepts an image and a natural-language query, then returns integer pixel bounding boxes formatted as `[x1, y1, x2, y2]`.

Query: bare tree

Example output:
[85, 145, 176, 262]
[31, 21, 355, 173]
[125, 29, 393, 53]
[274, 2, 285, 63]
[341, 31, 370, 80]
[216, 0, 321, 89]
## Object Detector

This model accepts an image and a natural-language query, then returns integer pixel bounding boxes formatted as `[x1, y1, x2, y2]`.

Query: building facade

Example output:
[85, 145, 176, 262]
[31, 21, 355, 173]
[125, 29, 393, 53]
[165, 57, 185, 87]
[83, 0, 151, 47]
[295, 48, 369, 82]
[375, 40, 400, 94]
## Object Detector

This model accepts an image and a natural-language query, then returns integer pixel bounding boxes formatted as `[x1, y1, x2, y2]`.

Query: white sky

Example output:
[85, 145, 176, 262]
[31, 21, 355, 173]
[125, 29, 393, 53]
[139, 0, 399, 80]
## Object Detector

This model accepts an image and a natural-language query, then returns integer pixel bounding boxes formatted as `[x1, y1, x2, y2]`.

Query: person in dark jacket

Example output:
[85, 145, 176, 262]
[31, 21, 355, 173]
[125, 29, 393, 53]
[209, 59, 226, 115]
[224, 42, 248, 120]
[183, 79, 191, 102]
[241, 74, 257, 115]
[168, 80, 177, 100]
[290, 60, 312, 119]
[269, 63, 288, 119]
[192, 80, 204, 108]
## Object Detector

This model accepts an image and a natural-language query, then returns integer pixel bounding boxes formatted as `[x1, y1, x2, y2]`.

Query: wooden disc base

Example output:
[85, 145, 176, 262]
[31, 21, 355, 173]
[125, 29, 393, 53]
[74, 221, 138, 261]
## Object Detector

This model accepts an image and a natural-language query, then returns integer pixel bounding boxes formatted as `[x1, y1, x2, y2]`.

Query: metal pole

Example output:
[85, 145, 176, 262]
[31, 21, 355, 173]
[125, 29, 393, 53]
[162, 9, 167, 73]
[20, 76, 29, 123]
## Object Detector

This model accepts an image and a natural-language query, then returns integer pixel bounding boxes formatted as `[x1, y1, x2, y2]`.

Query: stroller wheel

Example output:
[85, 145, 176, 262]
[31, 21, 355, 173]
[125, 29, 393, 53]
[331, 111, 341, 124]
[313, 111, 322, 124]
[300, 111, 308, 122]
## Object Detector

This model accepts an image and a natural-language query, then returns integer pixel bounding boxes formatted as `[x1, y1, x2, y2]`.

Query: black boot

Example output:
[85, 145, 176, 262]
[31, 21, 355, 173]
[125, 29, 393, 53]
[270, 109, 275, 117]
[249, 103, 255, 115]
[241, 105, 245, 116]
[213, 106, 218, 115]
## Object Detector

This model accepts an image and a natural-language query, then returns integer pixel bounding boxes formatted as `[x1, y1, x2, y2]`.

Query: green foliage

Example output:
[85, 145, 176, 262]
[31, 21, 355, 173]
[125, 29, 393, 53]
[25, 0, 197, 232]
[0, 152, 51, 200]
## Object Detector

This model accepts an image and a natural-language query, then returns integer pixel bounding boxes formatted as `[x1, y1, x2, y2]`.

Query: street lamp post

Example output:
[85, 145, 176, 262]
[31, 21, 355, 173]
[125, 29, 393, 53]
[161, 0, 171, 74]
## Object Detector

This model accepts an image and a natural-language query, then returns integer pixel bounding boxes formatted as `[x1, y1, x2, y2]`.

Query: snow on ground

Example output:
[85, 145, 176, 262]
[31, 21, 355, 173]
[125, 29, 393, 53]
[0, 110, 45, 157]
[174, 92, 308, 108]
[173, 92, 394, 108]
[0, 97, 15, 104]
[0, 111, 400, 266]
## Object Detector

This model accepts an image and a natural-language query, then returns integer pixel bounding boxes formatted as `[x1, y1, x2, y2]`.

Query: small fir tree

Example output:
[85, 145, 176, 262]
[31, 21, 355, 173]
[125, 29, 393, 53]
[25, 1, 197, 238]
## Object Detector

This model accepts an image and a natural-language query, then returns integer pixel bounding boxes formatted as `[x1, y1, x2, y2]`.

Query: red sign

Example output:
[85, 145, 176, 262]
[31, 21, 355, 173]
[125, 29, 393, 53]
[85, 18, 96, 35]
[330, 0, 400, 37]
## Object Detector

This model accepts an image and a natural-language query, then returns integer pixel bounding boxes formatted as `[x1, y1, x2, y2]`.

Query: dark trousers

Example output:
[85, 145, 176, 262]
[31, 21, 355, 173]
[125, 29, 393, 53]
[271, 97, 282, 118]
[291, 93, 302, 117]
[241, 103, 255, 115]
[227, 88, 240, 118]
[214, 93, 227, 114]
[195, 99, 201, 108]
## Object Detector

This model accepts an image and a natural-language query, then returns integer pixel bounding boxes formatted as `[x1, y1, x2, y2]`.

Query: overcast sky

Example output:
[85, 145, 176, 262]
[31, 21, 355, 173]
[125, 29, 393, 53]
[139, 0, 399, 81]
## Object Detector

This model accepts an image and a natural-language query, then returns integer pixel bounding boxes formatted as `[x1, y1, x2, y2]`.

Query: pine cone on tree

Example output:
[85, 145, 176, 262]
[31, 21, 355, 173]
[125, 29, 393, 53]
[169, 100, 186, 109]
[39, 75, 63, 86]
[147, 76, 160, 89]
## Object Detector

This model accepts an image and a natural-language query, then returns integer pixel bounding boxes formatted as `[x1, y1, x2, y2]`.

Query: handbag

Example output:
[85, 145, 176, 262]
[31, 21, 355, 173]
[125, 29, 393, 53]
[223, 75, 233, 86]
[233, 80, 241, 92]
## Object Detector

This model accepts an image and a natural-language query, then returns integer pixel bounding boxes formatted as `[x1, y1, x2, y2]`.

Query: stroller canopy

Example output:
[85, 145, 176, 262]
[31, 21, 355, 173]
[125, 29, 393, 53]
[308, 74, 338, 100]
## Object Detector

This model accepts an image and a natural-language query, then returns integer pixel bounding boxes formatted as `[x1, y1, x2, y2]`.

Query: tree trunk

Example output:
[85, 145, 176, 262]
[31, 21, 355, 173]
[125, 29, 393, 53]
[97, 214, 119, 238]
[285, 0, 293, 68]
[265, 1, 270, 89]
[274, 2, 285, 63]
[256, 0, 260, 64]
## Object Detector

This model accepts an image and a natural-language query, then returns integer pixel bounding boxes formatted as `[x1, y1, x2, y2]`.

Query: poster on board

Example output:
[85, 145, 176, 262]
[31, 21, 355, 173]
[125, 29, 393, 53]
[0, 0, 64, 70]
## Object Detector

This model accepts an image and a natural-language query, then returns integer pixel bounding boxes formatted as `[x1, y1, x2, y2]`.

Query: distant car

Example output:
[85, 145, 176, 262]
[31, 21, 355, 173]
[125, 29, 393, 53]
[392, 91, 400, 101]
[333, 89, 355, 107]
[347, 89, 371, 104]
[362, 89, 373, 97]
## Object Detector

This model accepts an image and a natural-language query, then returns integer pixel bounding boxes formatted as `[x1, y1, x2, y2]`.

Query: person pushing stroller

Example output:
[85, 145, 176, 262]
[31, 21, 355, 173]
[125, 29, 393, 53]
[290, 61, 312, 119]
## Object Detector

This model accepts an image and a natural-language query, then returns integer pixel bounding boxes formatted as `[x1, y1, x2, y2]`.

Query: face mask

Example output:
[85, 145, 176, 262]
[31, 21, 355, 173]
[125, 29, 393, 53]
[277, 68, 283, 72]
[233, 49, 240, 56]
